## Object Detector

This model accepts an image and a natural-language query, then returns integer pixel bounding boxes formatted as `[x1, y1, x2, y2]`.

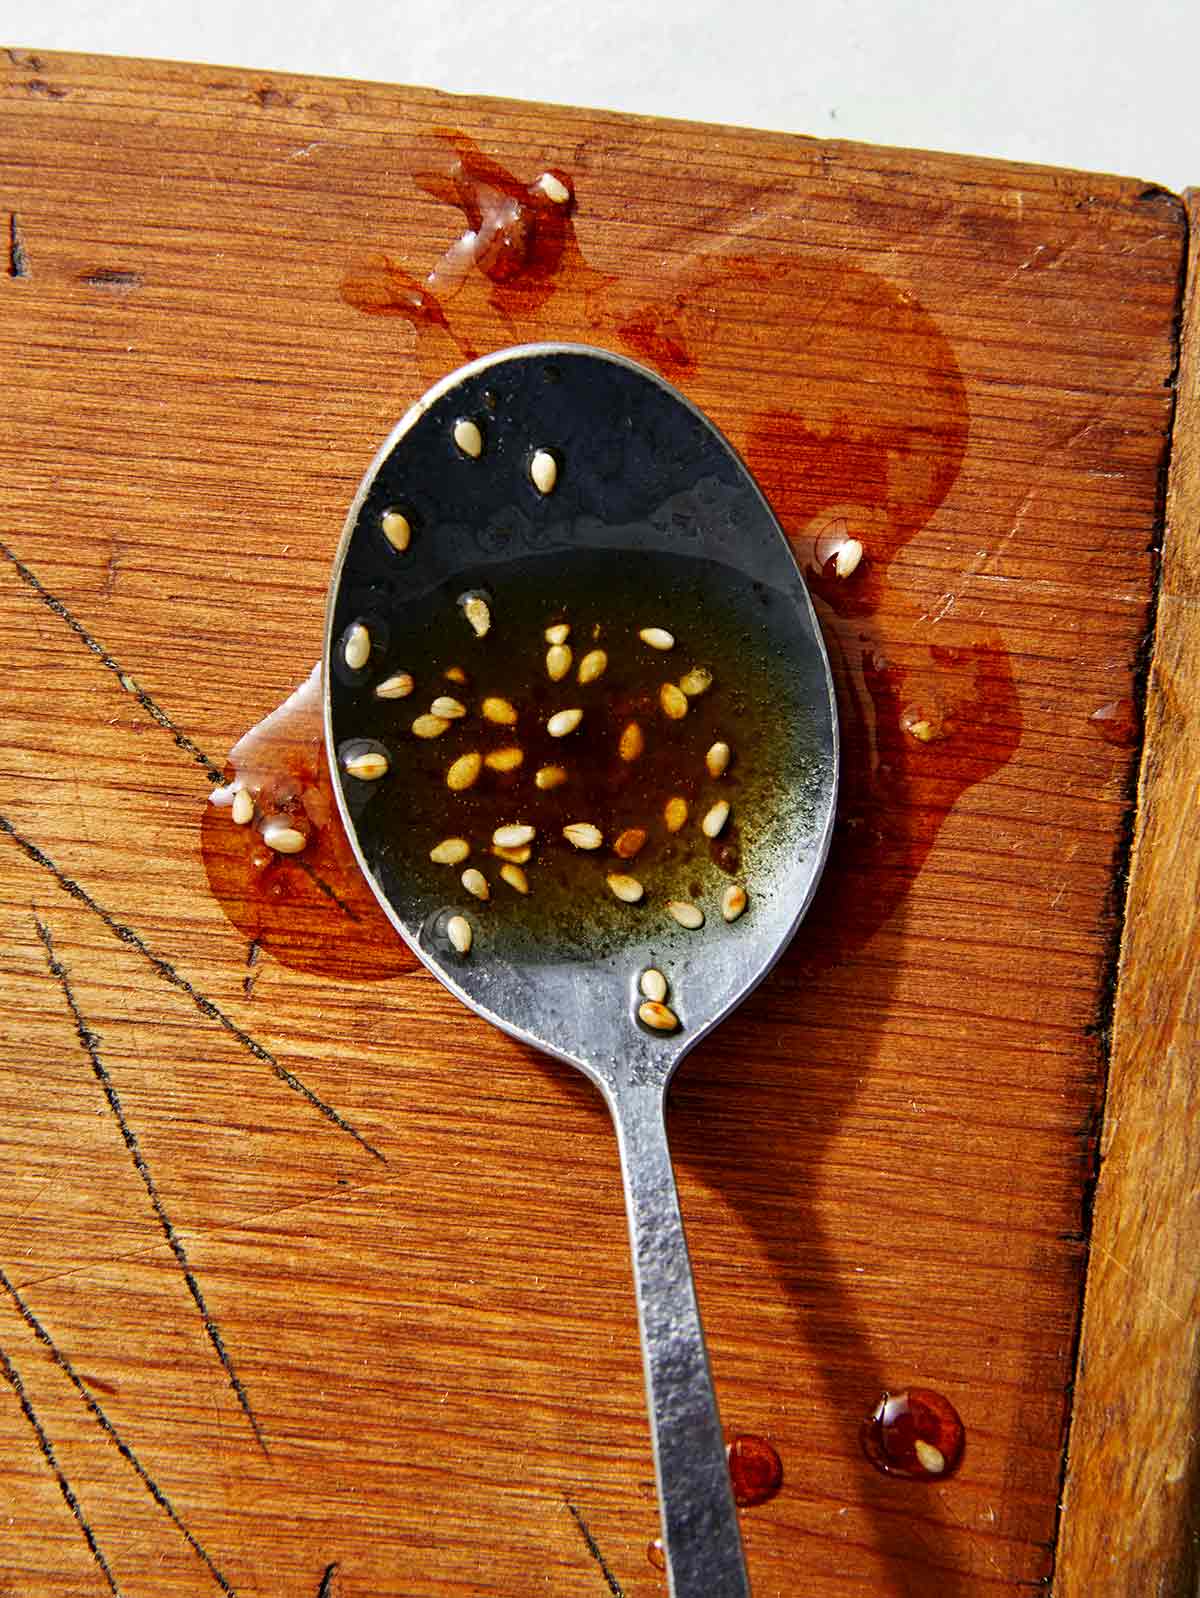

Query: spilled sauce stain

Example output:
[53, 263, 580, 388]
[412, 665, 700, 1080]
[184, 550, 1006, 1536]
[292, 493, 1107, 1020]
[339, 256, 452, 332]
[200, 666, 416, 980]
[618, 295, 698, 382]
[341, 132, 608, 380]
[601, 251, 1017, 969]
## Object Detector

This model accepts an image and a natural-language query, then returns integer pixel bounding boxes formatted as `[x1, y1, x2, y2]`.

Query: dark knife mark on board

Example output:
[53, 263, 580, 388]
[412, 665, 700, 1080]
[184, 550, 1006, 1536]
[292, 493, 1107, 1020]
[243, 938, 261, 999]
[565, 1499, 625, 1597]
[0, 1340, 123, 1594]
[79, 267, 143, 291]
[0, 815, 384, 1162]
[0, 1263, 237, 1594]
[0, 538, 357, 921]
[8, 213, 28, 278]
[34, 916, 268, 1455]
[0, 539, 225, 785]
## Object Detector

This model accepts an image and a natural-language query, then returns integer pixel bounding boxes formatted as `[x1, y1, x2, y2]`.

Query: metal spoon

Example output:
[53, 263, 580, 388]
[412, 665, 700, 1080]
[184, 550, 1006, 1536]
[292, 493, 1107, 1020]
[323, 344, 837, 1595]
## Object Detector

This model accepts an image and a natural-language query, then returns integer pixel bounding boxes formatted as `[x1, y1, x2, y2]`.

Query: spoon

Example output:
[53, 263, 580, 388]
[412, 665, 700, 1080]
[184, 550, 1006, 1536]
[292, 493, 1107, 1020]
[323, 343, 837, 1595]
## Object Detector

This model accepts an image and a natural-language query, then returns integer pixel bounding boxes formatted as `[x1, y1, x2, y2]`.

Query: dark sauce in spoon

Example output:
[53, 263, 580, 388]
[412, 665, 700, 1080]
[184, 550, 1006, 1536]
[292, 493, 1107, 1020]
[332, 545, 824, 970]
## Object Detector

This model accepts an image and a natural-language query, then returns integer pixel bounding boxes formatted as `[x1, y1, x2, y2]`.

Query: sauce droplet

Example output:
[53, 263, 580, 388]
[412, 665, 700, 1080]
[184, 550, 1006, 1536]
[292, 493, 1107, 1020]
[647, 1537, 666, 1570]
[1089, 697, 1138, 746]
[860, 1387, 965, 1480]
[726, 1432, 784, 1507]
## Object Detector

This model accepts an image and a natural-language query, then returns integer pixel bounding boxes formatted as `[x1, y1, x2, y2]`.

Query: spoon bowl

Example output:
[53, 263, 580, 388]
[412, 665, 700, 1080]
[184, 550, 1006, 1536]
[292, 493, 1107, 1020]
[324, 344, 837, 1595]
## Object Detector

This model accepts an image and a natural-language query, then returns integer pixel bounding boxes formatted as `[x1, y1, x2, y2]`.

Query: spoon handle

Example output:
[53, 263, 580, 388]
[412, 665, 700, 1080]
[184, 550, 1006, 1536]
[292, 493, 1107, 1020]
[608, 1080, 750, 1597]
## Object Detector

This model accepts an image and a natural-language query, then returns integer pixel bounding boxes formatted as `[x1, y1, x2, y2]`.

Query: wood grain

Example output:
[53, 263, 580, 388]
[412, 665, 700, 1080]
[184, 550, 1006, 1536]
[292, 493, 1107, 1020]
[0, 48, 1186, 1596]
[1054, 190, 1200, 1596]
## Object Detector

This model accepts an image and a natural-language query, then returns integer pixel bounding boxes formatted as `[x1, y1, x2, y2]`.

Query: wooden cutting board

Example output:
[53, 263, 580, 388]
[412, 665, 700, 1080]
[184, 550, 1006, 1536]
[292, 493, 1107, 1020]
[1, 48, 1196, 1597]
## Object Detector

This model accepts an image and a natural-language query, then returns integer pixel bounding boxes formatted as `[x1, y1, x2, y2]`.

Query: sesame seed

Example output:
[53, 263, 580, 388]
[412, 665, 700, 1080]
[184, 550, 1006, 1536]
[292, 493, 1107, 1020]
[453, 418, 483, 458]
[493, 823, 536, 849]
[639, 968, 668, 1002]
[344, 749, 389, 780]
[660, 682, 688, 720]
[446, 751, 483, 790]
[375, 671, 414, 700]
[563, 822, 603, 850]
[491, 842, 531, 864]
[546, 643, 572, 681]
[484, 746, 524, 772]
[343, 623, 371, 671]
[462, 595, 491, 638]
[701, 800, 730, 838]
[430, 696, 467, 720]
[705, 740, 731, 777]
[430, 837, 470, 865]
[613, 827, 647, 859]
[381, 508, 411, 551]
[914, 1439, 946, 1475]
[638, 1000, 679, 1032]
[547, 707, 583, 737]
[577, 648, 607, 684]
[721, 884, 748, 922]
[500, 862, 530, 894]
[679, 666, 713, 697]
[530, 449, 558, 494]
[619, 722, 644, 762]
[664, 796, 688, 833]
[262, 818, 307, 855]
[835, 538, 864, 578]
[639, 627, 675, 651]
[482, 696, 518, 725]
[536, 171, 570, 205]
[607, 873, 644, 903]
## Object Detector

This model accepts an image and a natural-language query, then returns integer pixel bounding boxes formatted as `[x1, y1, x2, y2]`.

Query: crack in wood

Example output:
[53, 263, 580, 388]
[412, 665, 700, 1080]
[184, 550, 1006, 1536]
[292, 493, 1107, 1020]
[34, 915, 269, 1454]
[0, 813, 384, 1162]
[0, 1340, 123, 1594]
[0, 1263, 237, 1594]
[565, 1499, 626, 1596]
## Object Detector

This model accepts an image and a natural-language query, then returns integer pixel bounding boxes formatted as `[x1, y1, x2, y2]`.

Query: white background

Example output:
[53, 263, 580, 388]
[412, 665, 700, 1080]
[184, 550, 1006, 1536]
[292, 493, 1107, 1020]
[16, 0, 1200, 191]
